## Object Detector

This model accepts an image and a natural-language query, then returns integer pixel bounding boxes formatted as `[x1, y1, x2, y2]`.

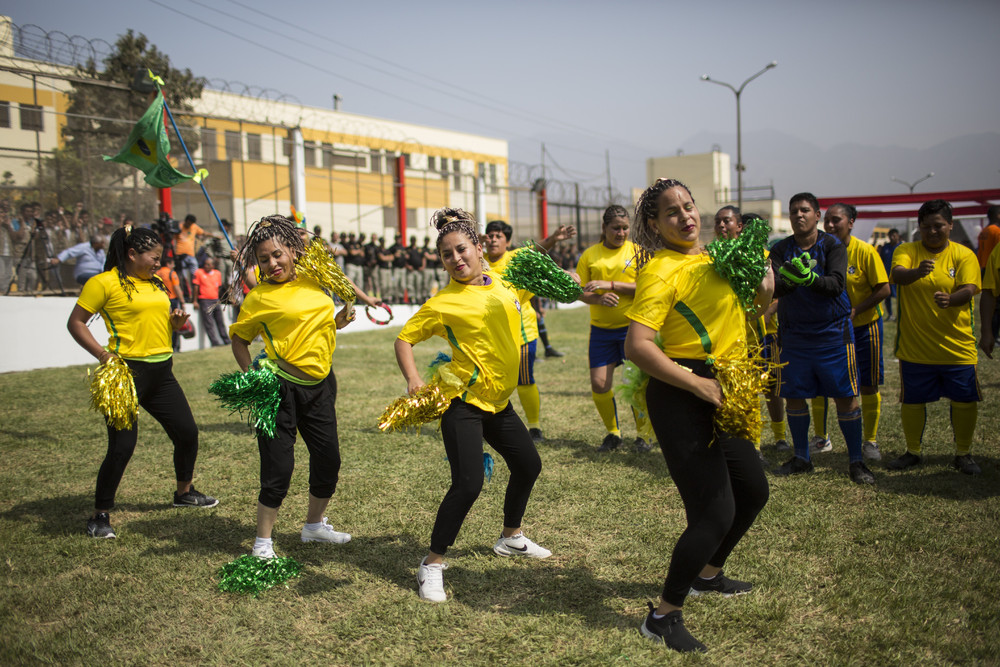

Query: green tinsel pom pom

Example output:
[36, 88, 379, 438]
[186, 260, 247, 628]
[218, 554, 303, 597]
[500, 246, 582, 303]
[208, 366, 282, 438]
[705, 217, 771, 311]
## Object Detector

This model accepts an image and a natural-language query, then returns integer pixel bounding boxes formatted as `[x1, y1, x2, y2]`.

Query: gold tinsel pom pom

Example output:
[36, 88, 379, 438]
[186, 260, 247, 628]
[295, 240, 356, 303]
[89, 356, 138, 430]
[377, 382, 456, 432]
[709, 345, 780, 444]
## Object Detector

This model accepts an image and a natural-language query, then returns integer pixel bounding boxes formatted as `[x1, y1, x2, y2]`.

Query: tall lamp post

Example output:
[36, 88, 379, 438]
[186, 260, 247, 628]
[891, 173, 934, 241]
[891, 172, 934, 194]
[701, 61, 778, 210]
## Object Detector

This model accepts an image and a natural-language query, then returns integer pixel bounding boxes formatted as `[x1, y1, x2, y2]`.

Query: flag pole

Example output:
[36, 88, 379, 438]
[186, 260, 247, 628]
[160, 95, 234, 250]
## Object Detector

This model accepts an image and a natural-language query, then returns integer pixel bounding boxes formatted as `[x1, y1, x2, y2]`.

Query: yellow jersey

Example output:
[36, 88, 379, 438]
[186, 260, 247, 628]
[576, 240, 638, 329]
[845, 236, 889, 327]
[627, 249, 746, 360]
[77, 269, 173, 360]
[488, 248, 539, 343]
[983, 243, 1000, 295]
[230, 276, 337, 380]
[891, 241, 980, 365]
[398, 272, 524, 413]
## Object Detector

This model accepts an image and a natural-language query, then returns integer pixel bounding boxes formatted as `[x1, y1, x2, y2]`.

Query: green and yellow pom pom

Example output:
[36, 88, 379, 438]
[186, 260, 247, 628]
[500, 246, 582, 303]
[218, 554, 303, 597]
[705, 217, 771, 312]
[209, 364, 282, 438]
[89, 356, 138, 431]
[296, 239, 356, 303]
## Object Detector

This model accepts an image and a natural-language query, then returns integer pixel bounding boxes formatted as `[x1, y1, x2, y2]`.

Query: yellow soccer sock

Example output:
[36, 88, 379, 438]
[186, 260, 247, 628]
[632, 407, 653, 441]
[950, 401, 978, 455]
[861, 392, 881, 443]
[900, 403, 926, 455]
[592, 390, 620, 435]
[770, 419, 786, 442]
[810, 397, 828, 439]
[517, 384, 541, 430]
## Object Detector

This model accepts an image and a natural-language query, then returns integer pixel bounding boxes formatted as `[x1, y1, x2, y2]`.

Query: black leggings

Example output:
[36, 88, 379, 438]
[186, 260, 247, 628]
[430, 399, 542, 555]
[647, 361, 769, 608]
[257, 372, 341, 509]
[95, 357, 199, 511]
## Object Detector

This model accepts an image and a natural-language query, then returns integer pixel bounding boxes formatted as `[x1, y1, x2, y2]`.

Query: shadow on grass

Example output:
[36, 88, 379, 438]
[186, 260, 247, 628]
[763, 451, 1000, 500]
[0, 427, 59, 443]
[197, 421, 255, 435]
[541, 437, 670, 475]
[0, 494, 188, 536]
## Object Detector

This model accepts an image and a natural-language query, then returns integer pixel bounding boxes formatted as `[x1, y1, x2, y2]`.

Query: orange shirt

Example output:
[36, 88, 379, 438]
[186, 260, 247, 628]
[175, 222, 204, 256]
[978, 224, 1000, 268]
[193, 267, 222, 300]
[156, 266, 182, 300]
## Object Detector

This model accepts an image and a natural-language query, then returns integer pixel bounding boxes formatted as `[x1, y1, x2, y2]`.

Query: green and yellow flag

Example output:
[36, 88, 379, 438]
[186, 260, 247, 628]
[103, 89, 207, 189]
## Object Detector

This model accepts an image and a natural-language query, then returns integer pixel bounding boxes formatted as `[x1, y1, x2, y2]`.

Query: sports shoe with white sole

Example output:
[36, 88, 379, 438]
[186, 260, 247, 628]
[417, 559, 448, 602]
[251, 541, 276, 559]
[689, 570, 752, 597]
[810, 436, 833, 453]
[173, 487, 219, 508]
[301, 517, 351, 544]
[639, 603, 707, 653]
[493, 533, 551, 559]
[862, 441, 881, 461]
[86, 512, 116, 539]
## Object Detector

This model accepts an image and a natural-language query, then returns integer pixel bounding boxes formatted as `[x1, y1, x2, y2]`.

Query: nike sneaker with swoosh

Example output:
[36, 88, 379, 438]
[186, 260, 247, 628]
[492, 533, 551, 558]
[417, 559, 448, 602]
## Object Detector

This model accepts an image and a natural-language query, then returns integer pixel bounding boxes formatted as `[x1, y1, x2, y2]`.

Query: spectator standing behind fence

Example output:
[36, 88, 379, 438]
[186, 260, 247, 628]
[422, 236, 440, 298]
[879, 228, 902, 321]
[405, 234, 425, 303]
[389, 234, 407, 303]
[157, 254, 185, 352]
[11, 202, 40, 293]
[0, 199, 19, 288]
[193, 257, 230, 347]
[376, 237, 393, 302]
[888, 199, 982, 475]
[344, 233, 364, 288]
[49, 235, 107, 285]
[174, 214, 216, 300]
[977, 206, 1000, 341]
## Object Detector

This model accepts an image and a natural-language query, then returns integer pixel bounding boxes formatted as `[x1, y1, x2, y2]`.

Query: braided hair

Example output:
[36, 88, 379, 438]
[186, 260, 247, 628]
[104, 225, 167, 300]
[631, 178, 694, 269]
[430, 207, 488, 273]
[225, 214, 305, 304]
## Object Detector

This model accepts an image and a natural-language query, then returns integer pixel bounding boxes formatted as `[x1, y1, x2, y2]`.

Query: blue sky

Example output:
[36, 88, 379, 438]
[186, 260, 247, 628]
[6, 0, 999, 194]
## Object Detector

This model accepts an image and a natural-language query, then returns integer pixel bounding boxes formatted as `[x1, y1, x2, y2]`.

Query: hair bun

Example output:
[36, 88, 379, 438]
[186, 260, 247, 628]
[431, 207, 475, 232]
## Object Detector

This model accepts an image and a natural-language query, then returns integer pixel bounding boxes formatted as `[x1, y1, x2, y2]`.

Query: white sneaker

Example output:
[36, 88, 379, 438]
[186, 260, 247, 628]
[417, 559, 448, 602]
[862, 440, 882, 461]
[251, 541, 276, 559]
[493, 533, 552, 559]
[301, 517, 351, 544]
[810, 436, 833, 453]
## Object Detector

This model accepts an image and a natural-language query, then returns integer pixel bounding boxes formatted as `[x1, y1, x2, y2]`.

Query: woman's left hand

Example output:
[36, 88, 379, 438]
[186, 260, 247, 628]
[335, 304, 356, 329]
[584, 280, 608, 293]
[169, 308, 190, 330]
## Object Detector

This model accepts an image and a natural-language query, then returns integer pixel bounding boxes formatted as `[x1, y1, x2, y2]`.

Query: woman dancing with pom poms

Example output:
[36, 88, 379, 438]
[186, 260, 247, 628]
[625, 179, 772, 652]
[393, 208, 551, 603]
[67, 225, 217, 540]
[226, 214, 376, 560]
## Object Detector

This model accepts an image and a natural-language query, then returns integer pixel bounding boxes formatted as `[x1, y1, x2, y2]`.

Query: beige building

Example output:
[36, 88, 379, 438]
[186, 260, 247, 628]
[644, 150, 787, 240]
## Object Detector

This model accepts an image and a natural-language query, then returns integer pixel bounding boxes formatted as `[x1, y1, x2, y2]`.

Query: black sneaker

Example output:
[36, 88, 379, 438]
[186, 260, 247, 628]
[773, 456, 814, 476]
[639, 603, 707, 653]
[849, 461, 876, 485]
[775, 439, 791, 452]
[173, 487, 219, 508]
[544, 347, 564, 358]
[529, 428, 544, 444]
[634, 437, 653, 453]
[86, 512, 116, 539]
[953, 454, 981, 475]
[887, 451, 922, 471]
[757, 450, 771, 469]
[597, 434, 622, 452]
[689, 570, 752, 597]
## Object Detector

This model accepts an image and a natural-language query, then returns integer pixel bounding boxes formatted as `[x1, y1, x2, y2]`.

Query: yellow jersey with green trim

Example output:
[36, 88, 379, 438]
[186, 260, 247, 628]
[489, 248, 538, 343]
[398, 272, 524, 413]
[983, 243, 1000, 295]
[230, 276, 337, 380]
[627, 249, 746, 360]
[77, 268, 172, 359]
[576, 240, 638, 329]
[891, 241, 980, 365]
[845, 236, 889, 327]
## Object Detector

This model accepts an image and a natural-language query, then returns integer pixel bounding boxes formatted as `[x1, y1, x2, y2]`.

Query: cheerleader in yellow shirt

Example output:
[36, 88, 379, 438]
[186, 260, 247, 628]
[625, 179, 772, 653]
[229, 215, 375, 559]
[395, 208, 550, 604]
[577, 205, 651, 452]
[67, 226, 217, 541]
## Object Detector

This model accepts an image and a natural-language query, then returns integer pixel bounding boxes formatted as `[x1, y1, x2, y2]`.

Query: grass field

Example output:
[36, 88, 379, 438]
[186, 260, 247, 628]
[1, 305, 998, 665]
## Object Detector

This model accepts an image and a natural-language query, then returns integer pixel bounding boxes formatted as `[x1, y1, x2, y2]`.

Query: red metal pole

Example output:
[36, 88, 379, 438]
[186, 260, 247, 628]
[538, 187, 549, 239]
[395, 155, 407, 243]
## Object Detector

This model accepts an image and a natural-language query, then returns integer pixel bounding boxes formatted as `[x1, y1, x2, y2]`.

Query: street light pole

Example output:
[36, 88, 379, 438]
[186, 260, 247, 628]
[701, 61, 778, 210]
[891, 172, 935, 194]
